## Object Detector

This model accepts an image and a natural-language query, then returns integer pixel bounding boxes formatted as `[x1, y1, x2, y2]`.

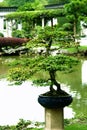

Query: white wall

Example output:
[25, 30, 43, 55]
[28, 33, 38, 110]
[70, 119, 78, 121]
[0, 11, 22, 37]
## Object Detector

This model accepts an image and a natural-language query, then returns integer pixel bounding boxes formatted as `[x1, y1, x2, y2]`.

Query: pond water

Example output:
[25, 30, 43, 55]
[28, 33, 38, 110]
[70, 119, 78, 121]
[0, 56, 87, 125]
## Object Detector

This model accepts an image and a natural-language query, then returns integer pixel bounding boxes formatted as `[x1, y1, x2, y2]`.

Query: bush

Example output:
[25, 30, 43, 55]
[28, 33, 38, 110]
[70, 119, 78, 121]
[0, 37, 30, 48]
[0, 32, 4, 37]
[0, 119, 44, 130]
[12, 30, 25, 38]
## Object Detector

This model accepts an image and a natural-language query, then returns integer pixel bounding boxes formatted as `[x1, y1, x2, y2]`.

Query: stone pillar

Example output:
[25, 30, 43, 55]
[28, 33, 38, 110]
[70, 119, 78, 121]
[0, 17, 4, 30]
[42, 18, 45, 29]
[45, 108, 64, 130]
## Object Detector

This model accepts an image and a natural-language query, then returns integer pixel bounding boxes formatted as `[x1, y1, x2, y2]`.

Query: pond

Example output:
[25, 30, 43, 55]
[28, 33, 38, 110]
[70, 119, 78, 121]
[0, 56, 87, 125]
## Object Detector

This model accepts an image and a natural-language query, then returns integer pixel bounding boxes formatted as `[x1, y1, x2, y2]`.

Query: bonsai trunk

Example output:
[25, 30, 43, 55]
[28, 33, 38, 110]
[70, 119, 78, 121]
[49, 70, 69, 96]
[49, 70, 61, 92]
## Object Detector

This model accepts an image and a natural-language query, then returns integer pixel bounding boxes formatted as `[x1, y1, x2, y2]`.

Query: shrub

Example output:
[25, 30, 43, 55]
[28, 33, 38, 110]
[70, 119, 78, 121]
[12, 30, 25, 38]
[0, 32, 4, 37]
[0, 37, 30, 48]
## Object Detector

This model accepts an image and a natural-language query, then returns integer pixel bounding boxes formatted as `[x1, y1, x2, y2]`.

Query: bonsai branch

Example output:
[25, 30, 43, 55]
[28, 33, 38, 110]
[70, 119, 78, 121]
[45, 38, 52, 56]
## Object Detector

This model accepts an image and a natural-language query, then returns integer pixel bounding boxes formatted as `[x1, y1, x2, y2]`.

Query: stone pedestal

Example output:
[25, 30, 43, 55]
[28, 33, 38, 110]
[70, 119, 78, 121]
[45, 108, 64, 130]
[38, 91, 73, 130]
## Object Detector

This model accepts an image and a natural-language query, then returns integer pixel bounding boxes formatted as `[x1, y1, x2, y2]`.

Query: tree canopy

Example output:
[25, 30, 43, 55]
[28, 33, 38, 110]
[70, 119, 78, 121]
[48, 0, 70, 4]
[3, 0, 35, 7]
[2, 0, 47, 7]
[2, 0, 69, 7]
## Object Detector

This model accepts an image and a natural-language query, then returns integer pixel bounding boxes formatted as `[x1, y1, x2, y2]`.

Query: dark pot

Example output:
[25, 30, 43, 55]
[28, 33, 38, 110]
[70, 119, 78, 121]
[38, 92, 73, 108]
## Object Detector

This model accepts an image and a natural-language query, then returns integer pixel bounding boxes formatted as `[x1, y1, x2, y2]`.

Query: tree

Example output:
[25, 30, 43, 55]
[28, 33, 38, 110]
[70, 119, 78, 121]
[17, 0, 47, 11]
[8, 26, 79, 95]
[48, 0, 70, 4]
[3, 0, 35, 7]
[64, 0, 87, 41]
[32, 0, 47, 10]
[3, 0, 47, 8]
[17, 3, 35, 11]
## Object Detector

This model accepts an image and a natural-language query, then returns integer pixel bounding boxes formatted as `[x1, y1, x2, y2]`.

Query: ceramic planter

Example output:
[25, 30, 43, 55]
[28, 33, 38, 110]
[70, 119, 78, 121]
[38, 92, 73, 108]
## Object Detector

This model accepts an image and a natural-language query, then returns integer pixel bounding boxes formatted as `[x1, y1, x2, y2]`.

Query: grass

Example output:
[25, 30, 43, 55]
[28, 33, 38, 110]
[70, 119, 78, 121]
[65, 117, 87, 130]
[79, 46, 87, 50]
[66, 47, 77, 53]
[65, 46, 87, 53]
[52, 42, 87, 55]
[65, 124, 87, 130]
[31, 124, 87, 130]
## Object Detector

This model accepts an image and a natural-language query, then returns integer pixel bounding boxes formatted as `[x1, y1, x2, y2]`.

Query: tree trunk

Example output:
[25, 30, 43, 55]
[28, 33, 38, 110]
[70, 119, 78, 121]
[73, 21, 76, 41]
[49, 71, 61, 92]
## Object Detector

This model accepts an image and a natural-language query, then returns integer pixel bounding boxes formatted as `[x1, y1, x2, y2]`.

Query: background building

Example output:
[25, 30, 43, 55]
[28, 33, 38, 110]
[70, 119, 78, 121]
[0, 7, 21, 37]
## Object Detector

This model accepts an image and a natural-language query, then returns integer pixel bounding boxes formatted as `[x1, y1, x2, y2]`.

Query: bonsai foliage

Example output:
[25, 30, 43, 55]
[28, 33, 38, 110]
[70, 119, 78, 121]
[8, 26, 79, 95]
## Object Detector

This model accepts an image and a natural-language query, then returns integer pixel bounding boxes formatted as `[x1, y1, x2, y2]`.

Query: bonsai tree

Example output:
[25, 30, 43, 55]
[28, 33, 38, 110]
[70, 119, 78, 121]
[8, 26, 79, 96]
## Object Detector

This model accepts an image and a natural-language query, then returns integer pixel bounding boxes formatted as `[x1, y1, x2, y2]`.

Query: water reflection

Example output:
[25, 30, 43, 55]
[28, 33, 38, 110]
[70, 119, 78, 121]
[0, 56, 18, 78]
[0, 79, 74, 125]
[57, 60, 87, 118]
